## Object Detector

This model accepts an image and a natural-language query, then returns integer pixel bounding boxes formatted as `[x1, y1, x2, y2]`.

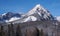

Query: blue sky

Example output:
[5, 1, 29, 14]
[0, 0, 60, 16]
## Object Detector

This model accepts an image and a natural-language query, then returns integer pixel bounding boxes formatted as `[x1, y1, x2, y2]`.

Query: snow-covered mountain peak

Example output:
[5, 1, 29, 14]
[26, 4, 54, 21]
[27, 4, 48, 16]
[34, 4, 42, 9]
[34, 4, 46, 10]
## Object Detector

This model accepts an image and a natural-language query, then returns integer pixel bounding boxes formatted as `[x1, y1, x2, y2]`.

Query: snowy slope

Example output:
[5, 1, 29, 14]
[5, 17, 20, 22]
[23, 16, 37, 22]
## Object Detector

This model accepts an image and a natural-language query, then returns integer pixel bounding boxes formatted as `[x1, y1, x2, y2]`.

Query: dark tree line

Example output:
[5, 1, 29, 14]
[16, 24, 22, 36]
[0, 25, 6, 36]
[0, 23, 22, 36]
[8, 23, 15, 36]
[0, 23, 48, 36]
[8, 23, 22, 36]
[25, 27, 45, 36]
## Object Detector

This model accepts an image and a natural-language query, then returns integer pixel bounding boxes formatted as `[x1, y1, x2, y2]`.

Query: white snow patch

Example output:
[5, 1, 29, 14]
[24, 16, 37, 22]
[31, 16, 37, 21]
[6, 17, 20, 22]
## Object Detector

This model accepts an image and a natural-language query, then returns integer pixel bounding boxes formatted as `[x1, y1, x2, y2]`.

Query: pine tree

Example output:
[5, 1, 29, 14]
[10, 23, 15, 36]
[0, 25, 1, 36]
[8, 24, 10, 36]
[16, 24, 22, 36]
[41, 29, 44, 36]
[35, 27, 39, 36]
[1, 25, 3, 36]
[0, 25, 5, 36]
[39, 29, 44, 36]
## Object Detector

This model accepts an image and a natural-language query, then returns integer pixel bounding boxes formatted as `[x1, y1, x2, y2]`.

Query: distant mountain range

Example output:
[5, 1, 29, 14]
[0, 12, 22, 22]
[0, 4, 59, 23]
